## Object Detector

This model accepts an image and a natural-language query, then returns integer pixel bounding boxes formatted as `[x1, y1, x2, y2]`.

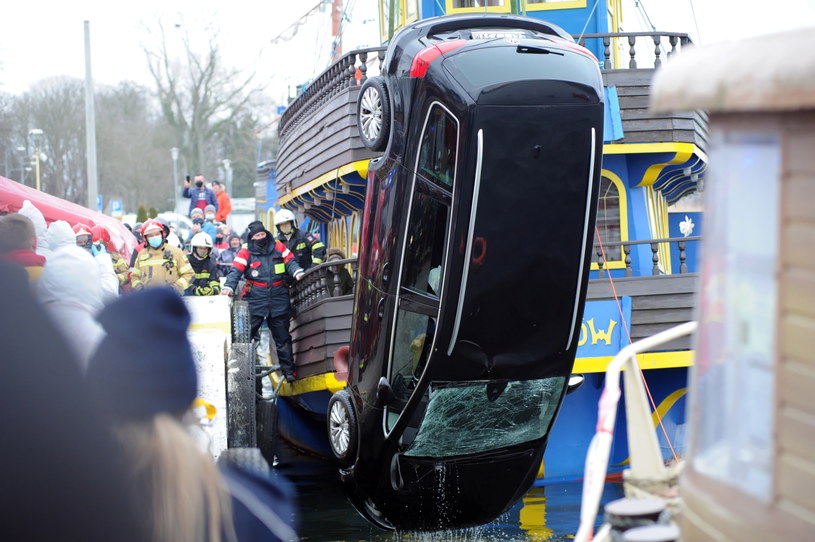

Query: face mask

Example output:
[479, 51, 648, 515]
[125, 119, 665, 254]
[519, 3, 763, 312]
[148, 236, 163, 248]
[279, 223, 293, 235]
[195, 247, 209, 259]
[206, 214, 215, 221]
[76, 236, 92, 252]
[254, 237, 268, 250]
[196, 181, 204, 188]
[216, 236, 224, 244]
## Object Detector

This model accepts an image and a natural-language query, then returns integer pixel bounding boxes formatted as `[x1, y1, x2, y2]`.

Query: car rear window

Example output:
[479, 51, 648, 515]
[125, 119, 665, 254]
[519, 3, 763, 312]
[443, 44, 600, 92]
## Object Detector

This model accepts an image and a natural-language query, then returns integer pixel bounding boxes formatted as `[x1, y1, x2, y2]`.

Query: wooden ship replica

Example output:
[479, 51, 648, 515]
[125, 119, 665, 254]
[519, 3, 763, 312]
[256, 0, 708, 477]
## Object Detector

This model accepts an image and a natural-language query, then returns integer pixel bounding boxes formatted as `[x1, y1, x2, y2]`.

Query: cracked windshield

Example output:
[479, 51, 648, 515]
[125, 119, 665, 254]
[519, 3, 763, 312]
[405, 377, 565, 457]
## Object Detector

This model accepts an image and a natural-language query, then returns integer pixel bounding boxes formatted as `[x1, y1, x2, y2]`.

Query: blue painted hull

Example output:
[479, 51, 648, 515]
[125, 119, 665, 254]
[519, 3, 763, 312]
[540, 366, 689, 483]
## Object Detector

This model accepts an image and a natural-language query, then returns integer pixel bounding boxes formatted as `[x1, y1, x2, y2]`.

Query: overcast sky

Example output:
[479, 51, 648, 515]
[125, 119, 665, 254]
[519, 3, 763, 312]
[1, 0, 814, 101]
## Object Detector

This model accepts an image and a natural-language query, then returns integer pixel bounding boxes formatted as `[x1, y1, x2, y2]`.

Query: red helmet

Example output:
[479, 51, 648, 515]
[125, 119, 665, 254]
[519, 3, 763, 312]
[140, 219, 165, 238]
[73, 223, 93, 238]
[91, 224, 111, 246]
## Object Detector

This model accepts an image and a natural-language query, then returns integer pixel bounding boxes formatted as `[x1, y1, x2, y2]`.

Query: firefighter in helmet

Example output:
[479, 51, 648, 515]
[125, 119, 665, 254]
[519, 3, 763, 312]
[130, 219, 194, 294]
[274, 209, 325, 270]
[185, 232, 221, 296]
[73, 223, 94, 253]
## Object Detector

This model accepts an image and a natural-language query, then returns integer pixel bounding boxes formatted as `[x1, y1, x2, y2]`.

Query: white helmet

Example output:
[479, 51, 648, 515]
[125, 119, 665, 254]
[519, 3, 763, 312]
[190, 232, 213, 249]
[274, 209, 297, 228]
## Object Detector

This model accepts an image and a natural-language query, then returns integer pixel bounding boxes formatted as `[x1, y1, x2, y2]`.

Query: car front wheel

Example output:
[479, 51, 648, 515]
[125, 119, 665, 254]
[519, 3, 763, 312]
[327, 389, 358, 466]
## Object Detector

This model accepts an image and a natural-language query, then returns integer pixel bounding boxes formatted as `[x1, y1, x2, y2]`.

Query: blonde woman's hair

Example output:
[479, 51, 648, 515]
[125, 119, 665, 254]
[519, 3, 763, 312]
[113, 414, 237, 542]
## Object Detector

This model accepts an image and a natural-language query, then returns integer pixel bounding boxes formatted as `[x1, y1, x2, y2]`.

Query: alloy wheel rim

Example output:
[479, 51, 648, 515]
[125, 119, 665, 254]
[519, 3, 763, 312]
[329, 401, 350, 454]
[360, 86, 383, 142]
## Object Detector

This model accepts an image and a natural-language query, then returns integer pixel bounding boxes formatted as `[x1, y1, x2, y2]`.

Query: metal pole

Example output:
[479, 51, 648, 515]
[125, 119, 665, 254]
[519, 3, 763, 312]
[34, 149, 41, 191]
[84, 21, 99, 211]
[171, 147, 179, 217]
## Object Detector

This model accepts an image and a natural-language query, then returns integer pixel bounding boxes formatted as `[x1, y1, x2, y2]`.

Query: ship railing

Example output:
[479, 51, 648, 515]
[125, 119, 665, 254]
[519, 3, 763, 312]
[279, 47, 388, 140]
[592, 235, 701, 278]
[291, 257, 359, 314]
[573, 31, 694, 70]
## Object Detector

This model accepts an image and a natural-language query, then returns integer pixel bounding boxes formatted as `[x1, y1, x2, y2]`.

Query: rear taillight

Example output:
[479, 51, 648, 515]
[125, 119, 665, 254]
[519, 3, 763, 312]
[409, 39, 467, 78]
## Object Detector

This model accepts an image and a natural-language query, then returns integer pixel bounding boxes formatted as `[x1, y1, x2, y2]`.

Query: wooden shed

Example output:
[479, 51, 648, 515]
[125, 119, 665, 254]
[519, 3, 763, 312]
[651, 27, 815, 540]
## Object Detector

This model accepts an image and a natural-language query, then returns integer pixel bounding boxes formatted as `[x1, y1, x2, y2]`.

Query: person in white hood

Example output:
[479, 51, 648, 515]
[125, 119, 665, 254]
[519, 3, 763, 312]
[37, 221, 119, 369]
[47, 220, 119, 299]
[17, 200, 51, 260]
[37, 245, 111, 369]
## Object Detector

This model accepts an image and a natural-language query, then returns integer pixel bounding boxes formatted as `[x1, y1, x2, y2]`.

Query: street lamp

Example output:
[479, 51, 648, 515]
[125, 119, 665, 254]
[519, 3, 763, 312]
[170, 147, 179, 214]
[28, 129, 44, 191]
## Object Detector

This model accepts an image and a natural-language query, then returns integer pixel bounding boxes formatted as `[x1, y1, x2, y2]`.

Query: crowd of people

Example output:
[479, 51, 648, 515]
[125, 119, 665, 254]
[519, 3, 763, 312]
[0, 174, 358, 541]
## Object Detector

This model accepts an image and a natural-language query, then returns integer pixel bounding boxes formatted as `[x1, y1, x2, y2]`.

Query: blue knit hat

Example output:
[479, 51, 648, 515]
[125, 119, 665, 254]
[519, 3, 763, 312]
[86, 288, 198, 421]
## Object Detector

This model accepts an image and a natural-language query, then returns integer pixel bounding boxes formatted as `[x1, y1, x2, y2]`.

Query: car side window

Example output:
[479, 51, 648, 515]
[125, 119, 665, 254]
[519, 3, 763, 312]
[417, 106, 457, 190]
[400, 190, 448, 296]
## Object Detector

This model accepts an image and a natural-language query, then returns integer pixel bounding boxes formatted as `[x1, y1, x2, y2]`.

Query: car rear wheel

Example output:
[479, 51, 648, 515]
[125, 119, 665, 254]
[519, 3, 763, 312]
[357, 77, 390, 151]
[327, 389, 358, 466]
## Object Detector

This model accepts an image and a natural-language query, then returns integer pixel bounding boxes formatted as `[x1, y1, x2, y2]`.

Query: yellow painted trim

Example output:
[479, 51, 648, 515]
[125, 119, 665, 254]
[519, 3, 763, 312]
[278, 160, 370, 206]
[603, 143, 708, 188]
[573, 350, 694, 373]
[644, 185, 672, 273]
[188, 321, 231, 335]
[591, 170, 629, 270]
[268, 371, 347, 396]
[603, 142, 702, 156]
[652, 387, 687, 427]
[446, 0, 511, 14]
[523, 0, 587, 11]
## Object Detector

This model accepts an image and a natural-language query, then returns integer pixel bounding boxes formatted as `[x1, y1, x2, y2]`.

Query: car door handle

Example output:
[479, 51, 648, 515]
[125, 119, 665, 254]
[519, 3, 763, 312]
[378, 298, 385, 320]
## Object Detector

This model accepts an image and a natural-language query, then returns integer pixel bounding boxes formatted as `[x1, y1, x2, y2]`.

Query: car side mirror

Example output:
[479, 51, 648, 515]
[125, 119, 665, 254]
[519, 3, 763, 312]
[376, 377, 396, 407]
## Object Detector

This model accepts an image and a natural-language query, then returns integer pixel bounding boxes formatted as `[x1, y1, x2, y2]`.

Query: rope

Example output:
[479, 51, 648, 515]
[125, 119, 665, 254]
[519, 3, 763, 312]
[593, 227, 679, 463]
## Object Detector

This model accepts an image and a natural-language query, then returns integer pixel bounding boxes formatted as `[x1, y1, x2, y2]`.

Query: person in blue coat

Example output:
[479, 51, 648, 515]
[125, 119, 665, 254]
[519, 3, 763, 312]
[182, 174, 218, 218]
[187, 208, 218, 245]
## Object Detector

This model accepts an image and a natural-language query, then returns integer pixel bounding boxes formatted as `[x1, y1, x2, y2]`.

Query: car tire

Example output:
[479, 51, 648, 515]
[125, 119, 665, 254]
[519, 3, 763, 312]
[232, 300, 251, 343]
[327, 389, 358, 466]
[357, 76, 391, 152]
[227, 343, 257, 448]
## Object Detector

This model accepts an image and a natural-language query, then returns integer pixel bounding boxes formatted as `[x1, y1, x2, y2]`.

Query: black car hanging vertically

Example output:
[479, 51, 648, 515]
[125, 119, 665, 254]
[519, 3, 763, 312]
[327, 13, 605, 531]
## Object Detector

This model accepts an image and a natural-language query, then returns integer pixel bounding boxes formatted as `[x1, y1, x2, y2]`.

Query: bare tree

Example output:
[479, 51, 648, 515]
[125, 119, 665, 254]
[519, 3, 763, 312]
[13, 77, 87, 203]
[144, 21, 260, 185]
[96, 81, 176, 211]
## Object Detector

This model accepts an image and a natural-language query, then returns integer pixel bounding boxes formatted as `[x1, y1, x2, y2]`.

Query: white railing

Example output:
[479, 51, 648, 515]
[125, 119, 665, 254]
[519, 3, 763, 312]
[574, 320, 698, 542]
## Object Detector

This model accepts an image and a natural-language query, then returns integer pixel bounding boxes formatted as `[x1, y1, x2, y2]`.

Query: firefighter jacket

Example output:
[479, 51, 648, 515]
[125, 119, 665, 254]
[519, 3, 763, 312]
[276, 228, 326, 270]
[130, 242, 194, 295]
[185, 255, 221, 296]
[224, 240, 303, 318]
[109, 250, 130, 287]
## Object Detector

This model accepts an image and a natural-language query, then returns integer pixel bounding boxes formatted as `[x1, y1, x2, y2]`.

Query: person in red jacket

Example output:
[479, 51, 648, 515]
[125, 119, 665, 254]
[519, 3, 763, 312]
[0, 213, 46, 281]
[212, 180, 232, 223]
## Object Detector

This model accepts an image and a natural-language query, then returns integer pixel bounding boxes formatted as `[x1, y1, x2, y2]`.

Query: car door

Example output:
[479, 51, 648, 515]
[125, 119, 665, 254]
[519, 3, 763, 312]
[384, 102, 459, 435]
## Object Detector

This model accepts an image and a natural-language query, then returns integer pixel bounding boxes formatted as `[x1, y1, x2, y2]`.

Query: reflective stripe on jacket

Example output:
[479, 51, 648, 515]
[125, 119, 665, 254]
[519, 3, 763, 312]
[276, 228, 326, 270]
[130, 243, 194, 294]
[185, 255, 221, 296]
[224, 240, 302, 317]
